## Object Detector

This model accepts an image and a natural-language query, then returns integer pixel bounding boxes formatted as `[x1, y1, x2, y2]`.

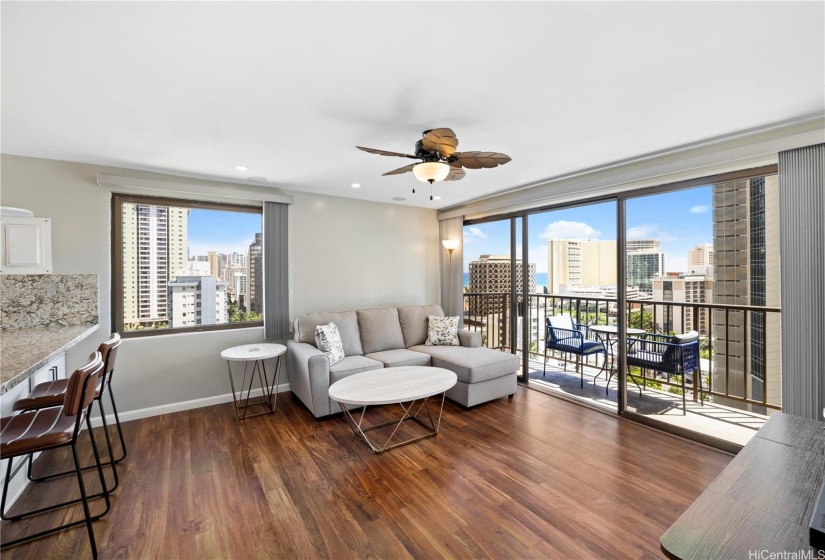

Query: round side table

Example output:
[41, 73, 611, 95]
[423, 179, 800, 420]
[220, 343, 286, 420]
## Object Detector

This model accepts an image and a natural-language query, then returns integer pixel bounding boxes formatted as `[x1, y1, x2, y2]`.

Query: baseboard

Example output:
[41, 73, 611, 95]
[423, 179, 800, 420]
[87, 383, 291, 428]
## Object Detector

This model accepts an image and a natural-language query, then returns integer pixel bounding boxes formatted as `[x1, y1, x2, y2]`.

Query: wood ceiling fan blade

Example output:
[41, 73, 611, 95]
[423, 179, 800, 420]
[382, 163, 416, 176]
[452, 151, 512, 170]
[356, 146, 418, 159]
[421, 128, 459, 158]
[445, 167, 466, 181]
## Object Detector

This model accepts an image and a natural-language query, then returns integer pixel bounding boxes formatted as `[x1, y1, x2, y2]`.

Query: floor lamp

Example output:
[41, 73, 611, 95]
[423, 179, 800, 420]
[441, 239, 460, 316]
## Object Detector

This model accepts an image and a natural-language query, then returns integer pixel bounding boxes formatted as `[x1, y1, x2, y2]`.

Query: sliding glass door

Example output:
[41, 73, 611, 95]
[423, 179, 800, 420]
[524, 201, 620, 410]
[621, 173, 781, 446]
[463, 202, 621, 409]
[462, 217, 522, 366]
[460, 168, 780, 448]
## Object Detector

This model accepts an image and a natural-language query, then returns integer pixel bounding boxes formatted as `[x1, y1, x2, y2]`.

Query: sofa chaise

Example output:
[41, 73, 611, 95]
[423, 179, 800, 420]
[287, 304, 519, 418]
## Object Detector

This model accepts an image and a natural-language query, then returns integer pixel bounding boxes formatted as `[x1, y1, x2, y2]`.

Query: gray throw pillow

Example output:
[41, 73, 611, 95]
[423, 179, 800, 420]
[315, 322, 345, 365]
[425, 316, 460, 346]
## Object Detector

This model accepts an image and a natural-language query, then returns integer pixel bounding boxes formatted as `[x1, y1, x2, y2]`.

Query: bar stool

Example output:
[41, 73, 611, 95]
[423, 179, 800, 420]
[14, 334, 126, 489]
[0, 352, 108, 559]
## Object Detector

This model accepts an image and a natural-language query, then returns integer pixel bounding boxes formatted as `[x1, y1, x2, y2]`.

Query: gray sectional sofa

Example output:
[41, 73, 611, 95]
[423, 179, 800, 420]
[287, 304, 519, 418]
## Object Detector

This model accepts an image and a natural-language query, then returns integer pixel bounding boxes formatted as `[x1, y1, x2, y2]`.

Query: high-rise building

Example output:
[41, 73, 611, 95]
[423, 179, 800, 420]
[547, 240, 617, 293]
[582, 241, 618, 287]
[222, 263, 248, 307]
[121, 203, 188, 329]
[626, 240, 665, 295]
[167, 275, 228, 328]
[547, 239, 663, 294]
[626, 252, 666, 294]
[652, 273, 714, 335]
[547, 240, 584, 292]
[689, 243, 714, 267]
[226, 251, 246, 268]
[626, 240, 659, 252]
[468, 255, 536, 314]
[712, 176, 780, 411]
[207, 251, 220, 279]
[248, 233, 263, 314]
[231, 270, 248, 310]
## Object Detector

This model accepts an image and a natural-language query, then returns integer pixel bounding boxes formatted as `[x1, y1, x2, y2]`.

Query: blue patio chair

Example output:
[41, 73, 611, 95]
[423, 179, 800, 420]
[543, 315, 606, 388]
[625, 331, 701, 415]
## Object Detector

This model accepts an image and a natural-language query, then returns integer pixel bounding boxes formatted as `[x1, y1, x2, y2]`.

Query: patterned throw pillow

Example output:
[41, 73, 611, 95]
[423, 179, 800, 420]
[315, 322, 345, 365]
[425, 316, 460, 346]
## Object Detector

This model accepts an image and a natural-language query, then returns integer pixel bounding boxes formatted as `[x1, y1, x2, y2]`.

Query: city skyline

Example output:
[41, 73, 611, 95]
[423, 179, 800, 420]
[120, 202, 261, 331]
[463, 185, 713, 274]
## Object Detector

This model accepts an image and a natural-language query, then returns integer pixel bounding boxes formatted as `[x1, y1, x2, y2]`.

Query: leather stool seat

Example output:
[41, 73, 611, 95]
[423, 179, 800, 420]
[0, 408, 75, 457]
[12, 379, 72, 412]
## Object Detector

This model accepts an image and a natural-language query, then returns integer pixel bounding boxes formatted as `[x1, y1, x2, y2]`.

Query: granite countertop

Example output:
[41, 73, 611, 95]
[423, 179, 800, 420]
[0, 324, 99, 395]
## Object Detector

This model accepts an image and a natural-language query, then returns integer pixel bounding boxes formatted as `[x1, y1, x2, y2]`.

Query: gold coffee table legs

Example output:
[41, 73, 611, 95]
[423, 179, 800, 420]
[226, 357, 282, 420]
[338, 393, 448, 454]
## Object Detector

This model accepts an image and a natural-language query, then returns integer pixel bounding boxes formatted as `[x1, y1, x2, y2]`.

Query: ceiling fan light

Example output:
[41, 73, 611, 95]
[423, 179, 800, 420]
[413, 161, 450, 183]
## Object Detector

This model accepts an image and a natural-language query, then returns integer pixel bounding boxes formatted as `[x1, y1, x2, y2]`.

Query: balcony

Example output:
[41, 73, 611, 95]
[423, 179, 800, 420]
[463, 292, 780, 447]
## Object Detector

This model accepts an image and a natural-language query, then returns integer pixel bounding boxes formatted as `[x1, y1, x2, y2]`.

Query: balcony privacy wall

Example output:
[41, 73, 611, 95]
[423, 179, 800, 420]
[778, 143, 825, 421]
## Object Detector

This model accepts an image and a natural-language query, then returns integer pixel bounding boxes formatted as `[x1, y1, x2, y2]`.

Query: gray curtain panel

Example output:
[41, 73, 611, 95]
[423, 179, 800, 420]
[264, 201, 289, 340]
[778, 143, 825, 420]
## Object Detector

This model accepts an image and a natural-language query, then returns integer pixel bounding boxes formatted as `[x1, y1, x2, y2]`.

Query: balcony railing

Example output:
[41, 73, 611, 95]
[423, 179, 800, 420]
[463, 291, 781, 413]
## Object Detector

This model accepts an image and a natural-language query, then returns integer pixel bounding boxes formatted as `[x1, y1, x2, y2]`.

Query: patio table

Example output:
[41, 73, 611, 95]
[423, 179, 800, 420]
[588, 325, 646, 394]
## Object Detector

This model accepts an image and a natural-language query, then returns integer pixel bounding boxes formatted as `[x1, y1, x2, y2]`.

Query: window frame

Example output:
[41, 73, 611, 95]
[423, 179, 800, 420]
[112, 192, 263, 338]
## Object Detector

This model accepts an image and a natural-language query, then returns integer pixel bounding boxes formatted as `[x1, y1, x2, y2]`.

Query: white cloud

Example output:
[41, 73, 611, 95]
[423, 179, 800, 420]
[463, 225, 489, 244]
[537, 220, 601, 240]
[625, 224, 683, 243]
[626, 224, 659, 240]
[689, 205, 709, 214]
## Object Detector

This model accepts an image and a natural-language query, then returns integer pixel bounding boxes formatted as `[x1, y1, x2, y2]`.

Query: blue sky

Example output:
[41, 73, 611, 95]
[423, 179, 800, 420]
[187, 209, 261, 257]
[463, 185, 713, 273]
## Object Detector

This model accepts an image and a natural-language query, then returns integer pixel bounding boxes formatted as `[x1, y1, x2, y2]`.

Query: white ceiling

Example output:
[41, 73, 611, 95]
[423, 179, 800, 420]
[2, 2, 823, 209]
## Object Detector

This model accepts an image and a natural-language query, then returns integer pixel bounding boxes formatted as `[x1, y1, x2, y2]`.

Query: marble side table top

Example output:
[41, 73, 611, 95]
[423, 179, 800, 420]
[220, 343, 286, 362]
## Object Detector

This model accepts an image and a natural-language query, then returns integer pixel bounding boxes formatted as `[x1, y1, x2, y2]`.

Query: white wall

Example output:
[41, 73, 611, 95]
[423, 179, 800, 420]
[0, 154, 440, 416]
[289, 191, 439, 315]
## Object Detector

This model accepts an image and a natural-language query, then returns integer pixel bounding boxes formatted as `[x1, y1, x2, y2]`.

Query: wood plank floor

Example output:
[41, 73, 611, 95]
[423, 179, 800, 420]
[1, 387, 732, 559]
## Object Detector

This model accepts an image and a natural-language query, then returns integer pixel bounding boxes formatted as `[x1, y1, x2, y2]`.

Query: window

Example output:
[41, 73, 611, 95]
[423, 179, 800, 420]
[112, 193, 263, 337]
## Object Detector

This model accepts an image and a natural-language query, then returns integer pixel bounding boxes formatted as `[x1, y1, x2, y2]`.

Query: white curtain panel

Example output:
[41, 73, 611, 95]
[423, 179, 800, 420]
[439, 216, 464, 322]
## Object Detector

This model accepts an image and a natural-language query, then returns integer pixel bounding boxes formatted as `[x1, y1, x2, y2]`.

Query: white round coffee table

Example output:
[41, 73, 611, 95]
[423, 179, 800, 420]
[221, 343, 286, 420]
[329, 366, 457, 454]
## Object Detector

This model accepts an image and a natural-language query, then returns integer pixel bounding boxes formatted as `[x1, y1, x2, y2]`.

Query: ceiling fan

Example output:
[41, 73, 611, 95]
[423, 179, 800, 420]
[356, 128, 511, 199]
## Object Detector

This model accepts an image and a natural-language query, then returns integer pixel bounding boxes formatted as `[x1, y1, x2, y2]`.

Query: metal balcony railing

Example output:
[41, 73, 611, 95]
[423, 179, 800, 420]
[463, 291, 782, 412]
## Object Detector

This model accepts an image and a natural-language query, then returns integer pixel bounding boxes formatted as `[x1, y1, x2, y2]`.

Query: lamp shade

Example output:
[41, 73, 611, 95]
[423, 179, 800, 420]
[413, 161, 450, 183]
[441, 239, 460, 251]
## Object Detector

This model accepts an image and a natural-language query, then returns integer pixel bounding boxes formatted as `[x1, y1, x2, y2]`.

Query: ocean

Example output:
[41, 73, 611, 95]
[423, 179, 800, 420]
[464, 272, 548, 291]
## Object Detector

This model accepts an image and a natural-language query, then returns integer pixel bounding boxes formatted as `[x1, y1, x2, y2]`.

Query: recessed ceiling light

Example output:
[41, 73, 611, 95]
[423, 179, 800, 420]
[392, 197, 406, 201]
[235, 165, 248, 171]
[433, 196, 442, 200]
[351, 183, 360, 188]
[248, 176, 267, 182]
